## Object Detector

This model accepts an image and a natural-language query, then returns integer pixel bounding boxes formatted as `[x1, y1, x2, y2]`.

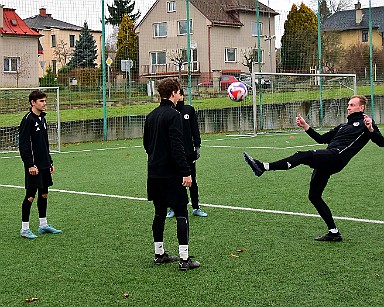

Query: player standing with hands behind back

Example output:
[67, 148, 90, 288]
[244, 95, 384, 241]
[144, 78, 200, 271]
[19, 90, 62, 239]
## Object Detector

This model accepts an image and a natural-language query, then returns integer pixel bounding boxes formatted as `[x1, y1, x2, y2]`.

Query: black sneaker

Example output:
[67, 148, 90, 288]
[154, 252, 179, 264]
[179, 257, 201, 271]
[314, 231, 343, 242]
[243, 152, 264, 177]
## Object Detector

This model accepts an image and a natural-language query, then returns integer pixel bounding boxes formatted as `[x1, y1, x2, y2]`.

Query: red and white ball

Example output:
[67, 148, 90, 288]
[228, 82, 248, 102]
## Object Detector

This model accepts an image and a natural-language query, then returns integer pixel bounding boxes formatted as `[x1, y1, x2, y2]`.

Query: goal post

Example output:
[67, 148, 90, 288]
[250, 72, 357, 133]
[0, 87, 61, 152]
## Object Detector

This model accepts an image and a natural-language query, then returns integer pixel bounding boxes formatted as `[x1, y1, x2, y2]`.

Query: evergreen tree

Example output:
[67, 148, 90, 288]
[40, 66, 58, 86]
[68, 22, 98, 68]
[281, 3, 318, 72]
[106, 0, 141, 26]
[114, 14, 138, 74]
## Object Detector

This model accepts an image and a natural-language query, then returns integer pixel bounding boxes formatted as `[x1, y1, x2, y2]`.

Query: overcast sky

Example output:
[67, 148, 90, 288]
[2, 0, 382, 46]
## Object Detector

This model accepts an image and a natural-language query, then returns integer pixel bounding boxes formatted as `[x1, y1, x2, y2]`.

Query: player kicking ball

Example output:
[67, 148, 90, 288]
[244, 95, 384, 241]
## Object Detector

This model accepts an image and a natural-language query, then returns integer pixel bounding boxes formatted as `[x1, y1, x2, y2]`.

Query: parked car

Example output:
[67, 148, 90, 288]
[198, 75, 238, 91]
[239, 74, 271, 90]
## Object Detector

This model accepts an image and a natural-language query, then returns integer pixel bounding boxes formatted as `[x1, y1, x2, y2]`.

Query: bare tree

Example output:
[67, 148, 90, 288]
[241, 46, 259, 73]
[321, 32, 345, 73]
[53, 40, 73, 66]
[310, 0, 353, 16]
[10, 54, 33, 87]
[167, 49, 186, 82]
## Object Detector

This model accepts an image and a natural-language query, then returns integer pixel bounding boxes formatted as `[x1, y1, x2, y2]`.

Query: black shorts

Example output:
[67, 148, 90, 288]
[147, 177, 188, 207]
[25, 168, 53, 190]
[310, 149, 344, 173]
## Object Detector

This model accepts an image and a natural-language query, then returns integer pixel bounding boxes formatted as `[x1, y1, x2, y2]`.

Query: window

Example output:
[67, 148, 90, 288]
[153, 23, 167, 37]
[252, 21, 263, 36]
[167, 1, 176, 12]
[3, 57, 19, 72]
[150, 51, 166, 73]
[69, 35, 75, 48]
[178, 20, 193, 35]
[51, 35, 56, 47]
[52, 60, 57, 75]
[180, 48, 198, 71]
[362, 31, 368, 42]
[252, 49, 265, 63]
[225, 48, 237, 62]
[151, 51, 166, 65]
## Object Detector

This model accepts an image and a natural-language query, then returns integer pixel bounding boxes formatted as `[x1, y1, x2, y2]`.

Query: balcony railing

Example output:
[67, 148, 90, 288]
[141, 61, 200, 76]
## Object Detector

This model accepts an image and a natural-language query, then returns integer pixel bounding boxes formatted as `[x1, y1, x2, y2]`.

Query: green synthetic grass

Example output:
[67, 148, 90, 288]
[0, 132, 383, 306]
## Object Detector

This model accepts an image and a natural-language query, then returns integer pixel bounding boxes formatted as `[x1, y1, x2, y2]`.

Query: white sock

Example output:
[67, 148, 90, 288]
[263, 162, 269, 171]
[154, 242, 164, 255]
[39, 218, 48, 228]
[329, 228, 339, 234]
[22, 222, 29, 230]
[179, 245, 189, 261]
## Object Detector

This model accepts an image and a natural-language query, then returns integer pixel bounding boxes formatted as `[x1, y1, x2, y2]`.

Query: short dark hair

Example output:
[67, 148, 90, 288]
[29, 90, 47, 106]
[157, 78, 180, 99]
[351, 95, 368, 106]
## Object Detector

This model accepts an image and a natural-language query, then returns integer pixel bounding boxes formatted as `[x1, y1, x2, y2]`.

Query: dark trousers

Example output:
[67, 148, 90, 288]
[188, 161, 200, 209]
[269, 150, 344, 230]
[152, 201, 189, 246]
[148, 178, 189, 246]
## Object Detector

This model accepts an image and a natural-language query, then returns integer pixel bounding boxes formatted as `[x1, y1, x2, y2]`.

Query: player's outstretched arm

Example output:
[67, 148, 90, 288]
[296, 114, 310, 131]
[364, 114, 384, 147]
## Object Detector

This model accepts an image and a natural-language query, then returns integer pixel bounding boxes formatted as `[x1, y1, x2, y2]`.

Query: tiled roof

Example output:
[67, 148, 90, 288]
[0, 8, 40, 36]
[24, 14, 83, 31]
[191, 0, 278, 26]
[322, 6, 384, 32]
[137, 0, 278, 29]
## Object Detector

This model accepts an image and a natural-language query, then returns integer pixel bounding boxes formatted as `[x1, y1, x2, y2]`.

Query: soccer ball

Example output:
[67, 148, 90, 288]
[228, 82, 248, 102]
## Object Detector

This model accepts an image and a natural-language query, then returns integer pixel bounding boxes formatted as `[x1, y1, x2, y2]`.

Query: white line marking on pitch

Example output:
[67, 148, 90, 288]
[1, 184, 383, 225]
[204, 144, 322, 150]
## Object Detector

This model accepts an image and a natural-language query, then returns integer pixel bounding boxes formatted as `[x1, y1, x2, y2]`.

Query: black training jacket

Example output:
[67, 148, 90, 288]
[19, 110, 53, 169]
[175, 100, 201, 157]
[306, 112, 384, 165]
[143, 99, 191, 178]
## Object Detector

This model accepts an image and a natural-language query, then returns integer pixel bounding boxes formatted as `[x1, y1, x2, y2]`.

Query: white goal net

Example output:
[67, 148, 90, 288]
[249, 72, 357, 132]
[0, 87, 60, 152]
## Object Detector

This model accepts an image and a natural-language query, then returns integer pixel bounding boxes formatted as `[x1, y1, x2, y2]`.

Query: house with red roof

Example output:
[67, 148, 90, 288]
[0, 5, 40, 87]
[136, 0, 278, 83]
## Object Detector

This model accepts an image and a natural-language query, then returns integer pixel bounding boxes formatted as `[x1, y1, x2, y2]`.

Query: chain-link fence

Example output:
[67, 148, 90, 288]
[1, 0, 383, 150]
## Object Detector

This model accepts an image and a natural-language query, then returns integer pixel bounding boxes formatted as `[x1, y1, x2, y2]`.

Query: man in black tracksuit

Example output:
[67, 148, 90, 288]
[144, 78, 200, 271]
[18, 90, 62, 239]
[244, 95, 384, 241]
[166, 89, 207, 218]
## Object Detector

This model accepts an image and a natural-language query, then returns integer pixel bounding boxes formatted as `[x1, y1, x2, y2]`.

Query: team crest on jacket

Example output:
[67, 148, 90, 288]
[184, 114, 189, 120]
[353, 122, 360, 126]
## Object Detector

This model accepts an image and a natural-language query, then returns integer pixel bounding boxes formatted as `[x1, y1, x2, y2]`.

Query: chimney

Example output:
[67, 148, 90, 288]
[39, 8, 47, 17]
[355, 1, 362, 24]
[0, 5, 4, 29]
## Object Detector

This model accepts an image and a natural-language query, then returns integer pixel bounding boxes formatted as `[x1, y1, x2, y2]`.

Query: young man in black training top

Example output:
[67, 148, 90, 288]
[244, 95, 384, 241]
[144, 78, 200, 271]
[19, 90, 62, 239]
[166, 88, 208, 218]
